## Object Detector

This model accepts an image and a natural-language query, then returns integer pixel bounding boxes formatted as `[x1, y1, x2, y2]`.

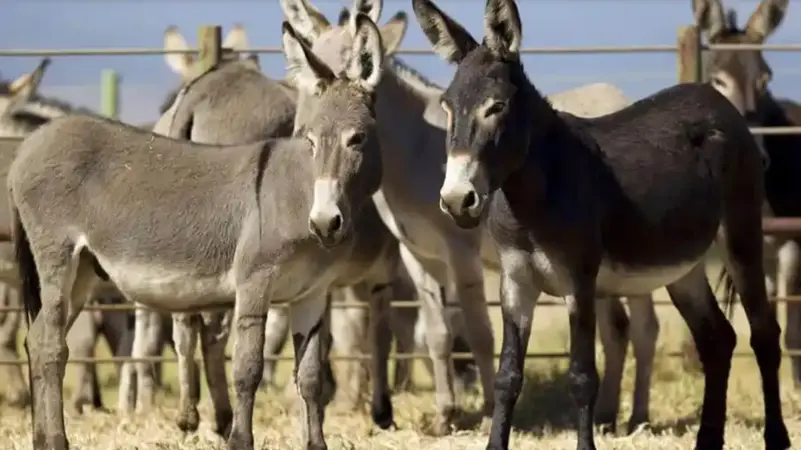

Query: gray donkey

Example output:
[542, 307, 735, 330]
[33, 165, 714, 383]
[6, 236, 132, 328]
[146, 19, 403, 434]
[0, 60, 165, 414]
[11, 14, 391, 450]
[282, 0, 498, 433]
[412, 1, 790, 449]
[156, 18, 482, 423]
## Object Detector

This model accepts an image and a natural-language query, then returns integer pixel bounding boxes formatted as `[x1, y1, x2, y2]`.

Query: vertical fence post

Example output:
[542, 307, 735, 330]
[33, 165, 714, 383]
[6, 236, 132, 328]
[677, 25, 702, 83]
[100, 69, 119, 119]
[195, 25, 222, 79]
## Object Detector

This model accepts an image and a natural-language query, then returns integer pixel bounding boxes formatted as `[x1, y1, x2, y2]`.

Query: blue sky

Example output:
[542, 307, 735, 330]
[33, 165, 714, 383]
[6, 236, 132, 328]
[2, 0, 800, 124]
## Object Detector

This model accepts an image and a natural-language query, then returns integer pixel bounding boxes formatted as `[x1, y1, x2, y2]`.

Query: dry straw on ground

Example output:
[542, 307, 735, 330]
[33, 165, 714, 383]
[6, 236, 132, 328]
[2, 264, 800, 449]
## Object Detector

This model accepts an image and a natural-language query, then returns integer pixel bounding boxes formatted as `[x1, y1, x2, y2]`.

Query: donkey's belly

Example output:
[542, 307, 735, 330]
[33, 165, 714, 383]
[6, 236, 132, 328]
[594, 259, 700, 296]
[96, 259, 237, 311]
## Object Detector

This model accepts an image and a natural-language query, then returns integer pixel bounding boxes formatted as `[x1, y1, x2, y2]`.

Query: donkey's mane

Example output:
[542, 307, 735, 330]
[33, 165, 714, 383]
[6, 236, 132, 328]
[386, 56, 443, 96]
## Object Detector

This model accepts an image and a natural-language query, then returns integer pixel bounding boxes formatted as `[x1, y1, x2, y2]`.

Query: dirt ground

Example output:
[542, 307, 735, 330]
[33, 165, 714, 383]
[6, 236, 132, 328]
[2, 260, 801, 449]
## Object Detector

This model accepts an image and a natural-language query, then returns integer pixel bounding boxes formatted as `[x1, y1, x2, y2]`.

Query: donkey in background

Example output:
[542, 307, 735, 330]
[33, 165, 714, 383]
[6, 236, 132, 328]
[0, 59, 174, 415]
[691, 0, 801, 387]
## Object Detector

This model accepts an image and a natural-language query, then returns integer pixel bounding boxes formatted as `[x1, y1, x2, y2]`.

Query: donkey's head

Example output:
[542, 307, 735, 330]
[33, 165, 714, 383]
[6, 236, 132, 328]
[413, 0, 532, 229]
[280, 0, 407, 76]
[0, 58, 50, 136]
[283, 14, 385, 247]
[693, 0, 788, 120]
[160, 23, 260, 113]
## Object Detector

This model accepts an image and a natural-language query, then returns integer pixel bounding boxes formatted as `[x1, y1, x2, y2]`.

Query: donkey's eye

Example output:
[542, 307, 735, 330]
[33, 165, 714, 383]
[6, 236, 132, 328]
[710, 76, 726, 88]
[346, 132, 366, 147]
[484, 101, 507, 117]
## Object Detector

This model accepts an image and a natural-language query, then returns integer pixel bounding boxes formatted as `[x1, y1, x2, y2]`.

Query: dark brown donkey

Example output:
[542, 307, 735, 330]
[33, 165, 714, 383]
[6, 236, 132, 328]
[412, 0, 790, 449]
[692, 0, 801, 388]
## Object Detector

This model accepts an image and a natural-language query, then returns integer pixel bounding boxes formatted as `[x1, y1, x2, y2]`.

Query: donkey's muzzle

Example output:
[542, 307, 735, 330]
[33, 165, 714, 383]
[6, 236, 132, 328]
[439, 189, 484, 229]
[309, 212, 346, 248]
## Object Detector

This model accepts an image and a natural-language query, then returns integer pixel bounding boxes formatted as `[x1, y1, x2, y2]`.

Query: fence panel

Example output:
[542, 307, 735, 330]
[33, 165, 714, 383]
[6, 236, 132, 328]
[1, 23, 801, 367]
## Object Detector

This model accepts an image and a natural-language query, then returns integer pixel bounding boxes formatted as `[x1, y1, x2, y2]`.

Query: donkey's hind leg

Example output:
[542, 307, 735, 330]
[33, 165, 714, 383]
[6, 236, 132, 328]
[665, 264, 735, 450]
[330, 287, 369, 410]
[594, 296, 629, 434]
[261, 306, 289, 390]
[0, 283, 29, 407]
[22, 238, 98, 450]
[720, 217, 790, 447]
[199, 310, 234, 437]
[289, 292, 331, 450]
[399, 245, 455, 436]
[776, 240, 801, 389]
[130, 306, 163, 413]
[172, 312, 201, 433]
[625, 294, 658, 434]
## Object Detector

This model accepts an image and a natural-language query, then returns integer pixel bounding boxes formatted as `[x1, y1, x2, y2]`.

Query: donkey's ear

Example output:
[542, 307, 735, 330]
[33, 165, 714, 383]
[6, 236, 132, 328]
[223, 24, 250, 52]
[282, 21, 336, 95]
[163, 26, 195, 76]
[744, 0, 788, 42]
[378, 12, 408, 55]
[346, 13, 384, 92]
[338, 7, 351, 26]
[350, 0, 382, 25]
[280, 0, 322, 43]
[692, 0, 727, 40]
[300, 0, 333, 34]
[4, 58, 50, 115]
[484, 0, 522, 59]
[412, 0, 478, 64]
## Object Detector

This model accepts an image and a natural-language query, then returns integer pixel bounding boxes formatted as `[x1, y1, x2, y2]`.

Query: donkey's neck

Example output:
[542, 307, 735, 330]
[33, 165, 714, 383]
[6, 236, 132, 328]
[499, 82, 577, 215]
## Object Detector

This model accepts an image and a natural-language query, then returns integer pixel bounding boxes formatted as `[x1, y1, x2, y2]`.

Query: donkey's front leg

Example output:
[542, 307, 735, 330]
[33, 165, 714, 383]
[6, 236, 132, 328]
[228, 285, 268, 450]
[400, 245, 455, 436]
[486, 249, 540, 450]
[625, 295, 658, 433]
[565, 274, 601, 450]
[133, 306, 163, 412]
[366, 281, 395, 429]
[199, 310, 234, 438]
[290, 293, 332, 450]
[172, 312, 201, 433]
[594, 296, 628, 434]
[447, 253, 495, 431]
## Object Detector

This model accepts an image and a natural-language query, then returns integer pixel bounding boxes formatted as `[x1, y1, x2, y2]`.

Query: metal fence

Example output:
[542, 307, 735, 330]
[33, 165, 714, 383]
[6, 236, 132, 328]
[2, 24, 801, 366]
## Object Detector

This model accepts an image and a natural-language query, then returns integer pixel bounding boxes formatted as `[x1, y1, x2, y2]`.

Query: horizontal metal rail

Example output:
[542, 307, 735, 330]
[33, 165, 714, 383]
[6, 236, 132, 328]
[0, 294, 798, 314]
[0, 349, 799, 366]
[1, 42, 800, 58]
[1, 128, 798, 146]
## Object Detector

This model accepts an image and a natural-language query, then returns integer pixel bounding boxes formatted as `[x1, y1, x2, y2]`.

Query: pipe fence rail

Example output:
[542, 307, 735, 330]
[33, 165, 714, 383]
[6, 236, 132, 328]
[2, 24, 801, 367]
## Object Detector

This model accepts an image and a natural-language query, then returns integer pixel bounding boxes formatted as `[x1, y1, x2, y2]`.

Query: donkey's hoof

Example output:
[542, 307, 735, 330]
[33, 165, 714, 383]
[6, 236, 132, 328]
[478, 416, 492, 434]
[227, 429, 254, 450]
[371, 393, 394, 430]
[765, 422, 791, 450]
[626, 419, 651, 436]
[428, 407, 456, 437]
[176, 408, 201, 433]
[215, 409, 234, 439]
[6, 392, 30, 409]
[596, 421, 616, 435]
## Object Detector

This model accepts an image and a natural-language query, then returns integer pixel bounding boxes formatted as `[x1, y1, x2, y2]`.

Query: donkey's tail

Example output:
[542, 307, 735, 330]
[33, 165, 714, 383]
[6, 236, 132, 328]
[12, 207, 41, 325]
[713, 264, 738, 321]
[11, 206, 41, 421]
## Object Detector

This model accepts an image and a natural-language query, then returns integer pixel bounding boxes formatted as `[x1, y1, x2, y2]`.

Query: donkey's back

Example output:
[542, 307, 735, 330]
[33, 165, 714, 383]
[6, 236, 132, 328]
[8, 115, 267, 308]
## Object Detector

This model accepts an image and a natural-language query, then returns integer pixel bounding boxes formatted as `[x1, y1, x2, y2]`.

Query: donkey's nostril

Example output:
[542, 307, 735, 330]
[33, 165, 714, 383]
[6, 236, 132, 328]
[461, 190, 479, 212]
[328, 214, 343, 234]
